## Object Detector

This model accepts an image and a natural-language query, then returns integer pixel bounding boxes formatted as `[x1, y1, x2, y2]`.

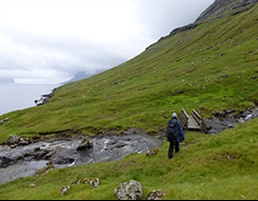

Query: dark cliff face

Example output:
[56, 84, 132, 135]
[195, 0, 258, 23]
[163, 0, 258, 38]
[147, 0, 258, 50]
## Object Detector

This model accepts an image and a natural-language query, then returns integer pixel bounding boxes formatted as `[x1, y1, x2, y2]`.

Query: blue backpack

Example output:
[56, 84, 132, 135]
[166, 118, 179, 141]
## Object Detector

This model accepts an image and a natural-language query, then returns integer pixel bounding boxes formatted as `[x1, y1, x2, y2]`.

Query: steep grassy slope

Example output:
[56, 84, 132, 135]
[0, 4, 258, 144]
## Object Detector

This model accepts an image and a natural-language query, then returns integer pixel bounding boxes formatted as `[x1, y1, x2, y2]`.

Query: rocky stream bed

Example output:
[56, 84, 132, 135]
[0, 128, 163, 185]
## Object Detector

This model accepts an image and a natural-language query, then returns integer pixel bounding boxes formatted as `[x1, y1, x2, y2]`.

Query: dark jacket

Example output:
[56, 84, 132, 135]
[166, 117, 185, 142]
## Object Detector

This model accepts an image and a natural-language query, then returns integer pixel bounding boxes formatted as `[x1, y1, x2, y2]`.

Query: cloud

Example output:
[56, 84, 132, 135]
[0, 0, 214, 84]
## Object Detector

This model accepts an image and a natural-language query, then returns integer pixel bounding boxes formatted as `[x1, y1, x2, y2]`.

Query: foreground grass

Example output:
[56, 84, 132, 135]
[0, 118, 257, 200]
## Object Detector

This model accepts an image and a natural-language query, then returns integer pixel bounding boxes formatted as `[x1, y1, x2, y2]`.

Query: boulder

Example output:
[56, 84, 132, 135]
[61, 186, 70, 195]
[76, 138, 93, 151]
[114, 180, 142, 200]
[144, 190, 165, 200]
[5, 134, 21, 145]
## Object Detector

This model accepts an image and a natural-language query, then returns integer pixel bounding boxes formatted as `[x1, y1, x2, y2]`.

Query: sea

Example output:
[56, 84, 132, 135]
[0, 83, 61, 116]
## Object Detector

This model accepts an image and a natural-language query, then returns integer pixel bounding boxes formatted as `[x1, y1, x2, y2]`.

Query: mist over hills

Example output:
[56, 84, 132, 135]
[60, 71, 95, 84]
[65, 0, 258, 85]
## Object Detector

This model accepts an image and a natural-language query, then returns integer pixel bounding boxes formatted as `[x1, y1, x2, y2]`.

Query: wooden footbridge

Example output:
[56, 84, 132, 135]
[179, 108, 206, 132]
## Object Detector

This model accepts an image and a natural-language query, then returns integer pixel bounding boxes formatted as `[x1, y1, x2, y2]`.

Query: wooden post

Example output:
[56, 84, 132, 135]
[180, 108, 189, 130]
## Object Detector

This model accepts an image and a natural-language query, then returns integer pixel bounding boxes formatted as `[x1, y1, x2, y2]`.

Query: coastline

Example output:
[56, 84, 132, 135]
[0, 83, 60, 116]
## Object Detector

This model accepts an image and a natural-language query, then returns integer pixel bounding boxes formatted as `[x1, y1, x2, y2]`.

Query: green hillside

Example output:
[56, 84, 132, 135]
[1, 2, 257, 142]
[0, 1, 258, 199]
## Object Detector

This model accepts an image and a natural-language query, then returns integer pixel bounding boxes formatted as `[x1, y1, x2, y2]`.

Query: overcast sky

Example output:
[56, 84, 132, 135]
[1, 0, 214, 84]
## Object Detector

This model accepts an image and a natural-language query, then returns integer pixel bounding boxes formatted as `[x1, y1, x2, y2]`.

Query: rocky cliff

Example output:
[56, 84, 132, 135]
[149, 0, 258, 45]
[195, 0, 258, 23]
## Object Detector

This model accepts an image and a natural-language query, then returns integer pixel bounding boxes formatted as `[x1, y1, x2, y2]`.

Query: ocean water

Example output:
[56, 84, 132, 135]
[0, 83, 60, 116]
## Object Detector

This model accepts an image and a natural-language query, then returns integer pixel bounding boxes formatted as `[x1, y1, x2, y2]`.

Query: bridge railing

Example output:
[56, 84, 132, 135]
[180, 108, 189, 130]
[180, 108, 206, 132]
[192, 109, 206, 132]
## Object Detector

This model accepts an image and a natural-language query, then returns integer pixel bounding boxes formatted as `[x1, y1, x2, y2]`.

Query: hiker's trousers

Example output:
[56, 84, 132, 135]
[168, 141, 180, 159]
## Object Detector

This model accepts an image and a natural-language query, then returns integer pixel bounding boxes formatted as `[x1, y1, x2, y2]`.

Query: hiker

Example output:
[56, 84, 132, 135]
[166, 112, 185, 159]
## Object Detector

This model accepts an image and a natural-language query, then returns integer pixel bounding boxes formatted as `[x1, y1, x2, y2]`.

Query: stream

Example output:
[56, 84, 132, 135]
[0, 128, 164, 185]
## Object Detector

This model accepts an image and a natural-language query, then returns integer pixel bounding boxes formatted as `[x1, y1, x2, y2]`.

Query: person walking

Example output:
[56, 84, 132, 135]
[166, 112, 185, 159]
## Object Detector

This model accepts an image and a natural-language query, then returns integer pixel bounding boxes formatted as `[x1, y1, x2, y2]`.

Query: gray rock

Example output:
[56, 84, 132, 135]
[76, 138, 93, 151]
[114, 180, 143, 200]
[144, 189, 165, 200]
[5, 134, 21, 145]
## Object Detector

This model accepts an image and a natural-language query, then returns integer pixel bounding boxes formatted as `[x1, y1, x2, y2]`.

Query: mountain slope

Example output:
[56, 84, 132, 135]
[0, 0, 258, 143]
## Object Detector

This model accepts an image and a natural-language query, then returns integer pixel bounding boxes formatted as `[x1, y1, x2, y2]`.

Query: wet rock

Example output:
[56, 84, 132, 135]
[5, 134, 21, 145]
[0, 156, 12, 168]
[0, 129, 163, 185]
[3, 134, 32, 148]
[204, 107, 258, 134]
[19, 138, 30, 146]
[76, 138, 93, 151]
[114, 142, 127, 148]
[52, 156, 74, 165]
[106, 138, 118, 145]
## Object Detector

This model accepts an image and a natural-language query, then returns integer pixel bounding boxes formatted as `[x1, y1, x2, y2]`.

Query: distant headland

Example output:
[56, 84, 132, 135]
[1, 77, 15, 83]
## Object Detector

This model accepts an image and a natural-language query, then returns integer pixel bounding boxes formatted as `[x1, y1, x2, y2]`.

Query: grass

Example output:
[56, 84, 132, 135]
[0, 2, 258, 200]
[0, 118, 257, 199]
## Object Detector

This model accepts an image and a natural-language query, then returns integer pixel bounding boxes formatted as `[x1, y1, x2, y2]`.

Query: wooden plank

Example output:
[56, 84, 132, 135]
[180, 108, 205, 131]
[188, 115, 200, 130]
